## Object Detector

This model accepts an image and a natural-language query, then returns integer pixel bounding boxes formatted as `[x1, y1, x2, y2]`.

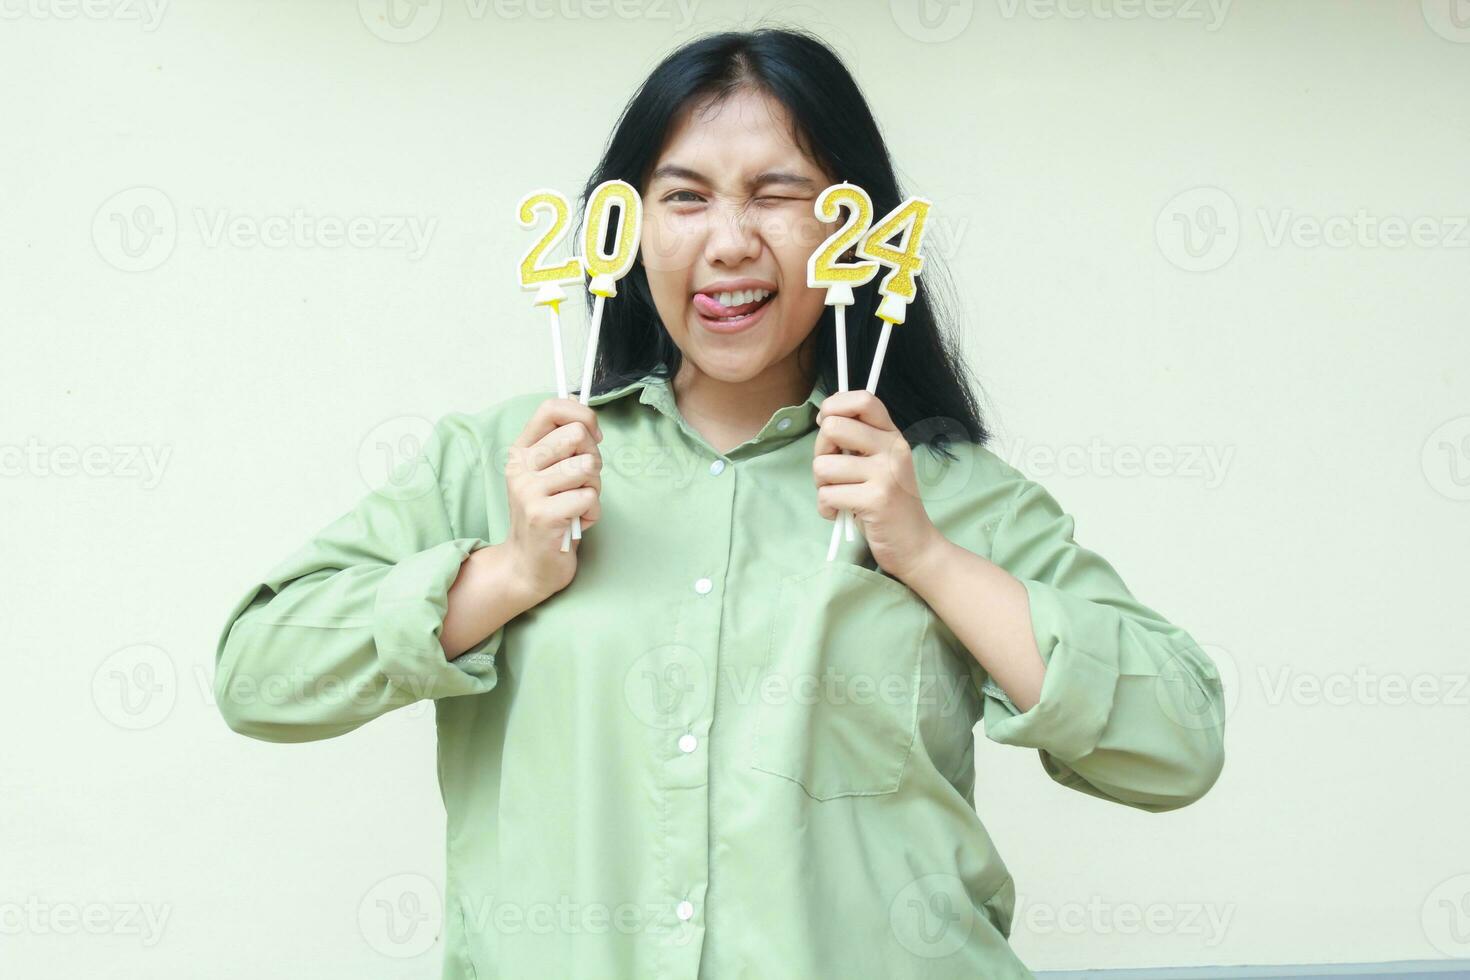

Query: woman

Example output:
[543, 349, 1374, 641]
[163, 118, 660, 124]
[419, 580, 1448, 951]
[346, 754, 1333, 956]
[214, 28, 1225, 979]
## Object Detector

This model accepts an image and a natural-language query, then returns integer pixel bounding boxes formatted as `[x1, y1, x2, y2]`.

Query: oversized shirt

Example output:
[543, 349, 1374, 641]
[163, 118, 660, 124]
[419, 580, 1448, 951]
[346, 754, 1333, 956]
[214, 367, 1227, 979]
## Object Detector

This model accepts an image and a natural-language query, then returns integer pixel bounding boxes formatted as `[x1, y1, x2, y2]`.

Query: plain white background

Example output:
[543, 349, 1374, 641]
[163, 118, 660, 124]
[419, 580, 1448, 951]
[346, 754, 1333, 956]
[3, 0, 1468, 976]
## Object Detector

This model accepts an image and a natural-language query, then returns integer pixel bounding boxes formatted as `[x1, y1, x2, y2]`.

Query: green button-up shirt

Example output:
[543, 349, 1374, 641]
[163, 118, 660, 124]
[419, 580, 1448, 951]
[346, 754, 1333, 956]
[214, 367, 1226, 979]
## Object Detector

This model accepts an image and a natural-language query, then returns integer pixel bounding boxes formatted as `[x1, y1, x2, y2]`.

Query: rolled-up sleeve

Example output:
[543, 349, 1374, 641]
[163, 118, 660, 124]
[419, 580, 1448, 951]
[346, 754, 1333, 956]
[979, 476, 1226, 812]
[213, 417, 503, 743]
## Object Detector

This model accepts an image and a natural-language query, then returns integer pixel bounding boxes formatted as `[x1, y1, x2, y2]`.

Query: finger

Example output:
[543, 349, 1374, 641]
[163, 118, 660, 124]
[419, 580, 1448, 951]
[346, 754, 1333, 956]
[526, 420, 599, 472]
[814, 414, 887, 458]
[513, 397, 603, 450]
[812, 451, 872, 487]
[536, 451, 602, 495]
[816, 482, 871, 521]
[816, 390, 895, 433]
[538, 485, 598, 525]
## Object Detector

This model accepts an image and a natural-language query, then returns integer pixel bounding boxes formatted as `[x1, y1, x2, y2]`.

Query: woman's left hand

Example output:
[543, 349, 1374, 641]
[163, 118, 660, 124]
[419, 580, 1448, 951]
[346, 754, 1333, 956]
[814, 390, 946, 583]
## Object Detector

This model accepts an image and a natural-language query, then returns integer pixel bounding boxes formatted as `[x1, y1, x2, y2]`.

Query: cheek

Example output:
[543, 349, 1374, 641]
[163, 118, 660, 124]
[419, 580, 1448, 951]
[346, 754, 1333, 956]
[642, 212, 701, 278]
[767, 225, 826, 331]
[780, 284, 826, 340]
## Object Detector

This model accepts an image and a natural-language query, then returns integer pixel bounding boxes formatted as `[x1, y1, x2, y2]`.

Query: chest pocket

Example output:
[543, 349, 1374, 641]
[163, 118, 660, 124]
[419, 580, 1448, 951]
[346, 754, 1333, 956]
[750, 562, 932, 800]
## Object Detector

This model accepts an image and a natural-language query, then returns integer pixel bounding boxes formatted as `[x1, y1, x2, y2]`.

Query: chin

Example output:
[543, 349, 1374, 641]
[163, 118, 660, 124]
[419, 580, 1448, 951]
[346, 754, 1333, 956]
[682, 344, 773, 384]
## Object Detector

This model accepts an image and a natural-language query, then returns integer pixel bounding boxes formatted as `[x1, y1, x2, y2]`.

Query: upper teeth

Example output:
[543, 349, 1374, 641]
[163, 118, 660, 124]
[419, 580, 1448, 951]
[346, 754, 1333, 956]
[714, 288, 771, 307]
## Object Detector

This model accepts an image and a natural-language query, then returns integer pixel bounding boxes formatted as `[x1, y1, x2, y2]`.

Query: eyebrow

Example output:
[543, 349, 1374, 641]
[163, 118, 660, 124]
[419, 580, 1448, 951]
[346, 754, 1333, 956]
[649, 165, 817, 192]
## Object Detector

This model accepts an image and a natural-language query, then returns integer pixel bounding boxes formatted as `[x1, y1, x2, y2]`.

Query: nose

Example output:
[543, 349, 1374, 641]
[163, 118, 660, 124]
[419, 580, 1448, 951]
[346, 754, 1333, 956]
[702, 199, 761, 269]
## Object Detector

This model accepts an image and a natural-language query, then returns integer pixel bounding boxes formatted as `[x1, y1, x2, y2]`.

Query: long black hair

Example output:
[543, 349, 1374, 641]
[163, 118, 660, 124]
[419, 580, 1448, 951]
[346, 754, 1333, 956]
[576, 27, 989, 459]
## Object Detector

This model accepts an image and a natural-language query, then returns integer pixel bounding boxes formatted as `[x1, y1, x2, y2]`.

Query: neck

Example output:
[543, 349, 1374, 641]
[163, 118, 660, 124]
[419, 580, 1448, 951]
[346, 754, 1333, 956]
[671, 352, 814, 455]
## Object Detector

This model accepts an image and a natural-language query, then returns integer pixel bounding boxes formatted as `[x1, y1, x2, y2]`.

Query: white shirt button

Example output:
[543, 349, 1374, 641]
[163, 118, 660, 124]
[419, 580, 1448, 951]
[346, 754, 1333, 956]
[776, 417, 793, 431]
[694, 577, 712, 595]
[676, 900, 695, 921]
[678, 733, 698, 753]
[709, 459, 726, 476]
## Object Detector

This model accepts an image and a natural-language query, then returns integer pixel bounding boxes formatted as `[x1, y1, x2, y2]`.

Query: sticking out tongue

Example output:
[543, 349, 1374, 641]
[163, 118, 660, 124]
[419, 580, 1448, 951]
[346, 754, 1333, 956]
[693, 291, 772, 318]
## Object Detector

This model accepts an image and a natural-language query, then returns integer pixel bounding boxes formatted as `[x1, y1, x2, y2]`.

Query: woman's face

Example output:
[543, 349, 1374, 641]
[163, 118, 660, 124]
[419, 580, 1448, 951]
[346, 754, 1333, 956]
[641, 87, 833, 386]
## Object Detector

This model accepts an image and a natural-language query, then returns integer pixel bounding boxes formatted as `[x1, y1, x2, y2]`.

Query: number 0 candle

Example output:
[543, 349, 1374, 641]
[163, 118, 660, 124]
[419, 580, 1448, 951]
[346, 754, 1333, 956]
[561, 179, 643, 552]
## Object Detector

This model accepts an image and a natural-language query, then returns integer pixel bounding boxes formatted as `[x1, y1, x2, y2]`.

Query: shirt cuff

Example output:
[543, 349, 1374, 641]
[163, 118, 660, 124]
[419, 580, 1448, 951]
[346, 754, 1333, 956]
[373, 538, 503, 700]
[979, 577, 1121, 762]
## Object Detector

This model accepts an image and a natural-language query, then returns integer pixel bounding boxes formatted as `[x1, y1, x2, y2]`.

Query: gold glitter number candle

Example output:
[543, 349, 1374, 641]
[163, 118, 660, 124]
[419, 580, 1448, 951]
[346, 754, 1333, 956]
[807, 182, 881, 558]
[517, 189, 586, 551]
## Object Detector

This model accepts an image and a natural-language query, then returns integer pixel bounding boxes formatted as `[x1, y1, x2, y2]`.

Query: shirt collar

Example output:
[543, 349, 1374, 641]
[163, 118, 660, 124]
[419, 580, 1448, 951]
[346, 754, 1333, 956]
[587, 366, 828, 457]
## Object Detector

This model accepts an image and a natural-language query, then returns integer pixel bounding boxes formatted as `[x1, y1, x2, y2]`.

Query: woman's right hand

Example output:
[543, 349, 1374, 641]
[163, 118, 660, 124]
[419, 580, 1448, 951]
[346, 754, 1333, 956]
[502, 397, 604, 603]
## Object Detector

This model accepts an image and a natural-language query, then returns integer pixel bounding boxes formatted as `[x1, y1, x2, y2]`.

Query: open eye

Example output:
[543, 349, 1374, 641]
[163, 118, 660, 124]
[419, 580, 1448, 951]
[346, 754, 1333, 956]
[662, 190, 704, 204]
